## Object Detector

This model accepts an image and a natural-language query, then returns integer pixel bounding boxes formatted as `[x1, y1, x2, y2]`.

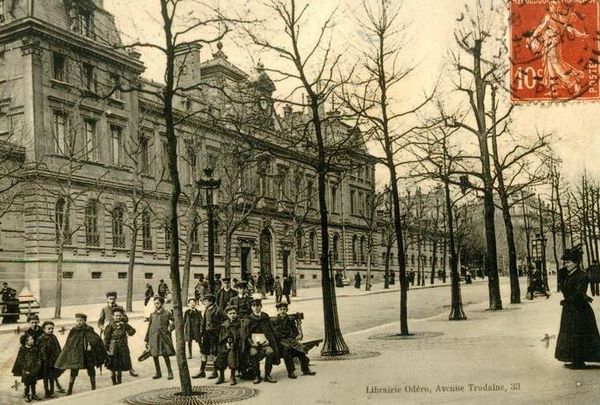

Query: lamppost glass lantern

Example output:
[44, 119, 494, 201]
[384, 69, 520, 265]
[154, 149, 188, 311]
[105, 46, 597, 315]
[197, 167, 221, 294]
[532, 233, 542, 262]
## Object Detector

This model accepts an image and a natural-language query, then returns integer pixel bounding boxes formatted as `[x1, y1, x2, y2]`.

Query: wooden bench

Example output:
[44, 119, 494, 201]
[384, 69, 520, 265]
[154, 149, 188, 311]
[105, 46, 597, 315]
[0, 298, 40, 323]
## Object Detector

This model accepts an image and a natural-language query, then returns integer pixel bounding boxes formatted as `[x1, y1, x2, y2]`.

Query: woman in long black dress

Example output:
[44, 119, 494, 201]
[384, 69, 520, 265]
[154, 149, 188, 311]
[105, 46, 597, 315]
[555, 246, 600, 369]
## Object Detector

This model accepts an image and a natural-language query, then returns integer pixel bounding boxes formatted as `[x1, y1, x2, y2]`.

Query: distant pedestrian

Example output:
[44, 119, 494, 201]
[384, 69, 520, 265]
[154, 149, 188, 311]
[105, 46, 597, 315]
[194, 280, 203, 302]
[389, 270, 395, 285]
[555, 246, 600, 369]
[144, 284, 154, 306]
[282, 276, 292, 304]
[103, 308, 136, 385]
[587, 262, 600, 296]
[145, 296, 175, 380]
[266, 274, 275, 296]
[2, 287, 19, 323]
[55, 313, 106, 395]
[354, 273, 362, 289]
[12, 334, 41, 402]
[275, 276, 283, 303]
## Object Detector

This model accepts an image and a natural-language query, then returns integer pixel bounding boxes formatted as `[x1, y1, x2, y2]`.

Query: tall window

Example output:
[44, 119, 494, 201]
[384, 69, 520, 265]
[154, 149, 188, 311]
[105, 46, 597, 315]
[360, 236, 366, 263]
[352, 235, 358, 263]
[110, 73, 122, 100]
[331, 185, 337, 213]
[306, 180, 314, 208]
[309, 231, 317, 259]
[358, 191, 364, 215]
[140, 135, 150, 175]
[190, 221, 200, 254]
[53, 111, 67, 154]
[164, 222, 171, 252]
[350, 189, 356, 215]
[55, 198, 71, 245]
[186, 144, 196, 183]
[142, 209, 152, 250]
[111, 126, 122, 165]
[82, 63, 97, 92]
[84, 119, 97, 160]
[162, 141, 170, 173]
[85, 200, 100, 247]
[77, 9, 94, 38]
[112, 206, 125, 248]
[296, 231, 304, 259]
[53, 53, 66, 81]
[333, 233, 339, 261]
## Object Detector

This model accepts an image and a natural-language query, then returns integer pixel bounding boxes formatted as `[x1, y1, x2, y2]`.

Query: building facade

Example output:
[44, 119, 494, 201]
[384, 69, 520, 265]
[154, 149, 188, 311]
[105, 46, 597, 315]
[0, 0, 399, 305]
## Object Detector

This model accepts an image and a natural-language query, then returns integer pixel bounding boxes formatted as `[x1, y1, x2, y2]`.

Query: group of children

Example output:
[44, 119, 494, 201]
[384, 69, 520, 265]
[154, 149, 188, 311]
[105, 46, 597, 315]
[12, 292, 137, 401]
[11, 282, 316, 402]
[182, 278, 316, 385]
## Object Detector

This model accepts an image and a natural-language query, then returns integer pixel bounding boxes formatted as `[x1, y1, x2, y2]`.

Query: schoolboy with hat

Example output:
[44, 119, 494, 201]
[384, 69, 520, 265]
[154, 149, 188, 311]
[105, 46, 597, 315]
[227, 280, 253, 318]
[215, 305, 242, 385]
[193, 293, 225, 379]
[216, 277, 238, 311]
[240, 298, 280, 384]
[183, 297, 203, 359]
[272, 302, 316, 378]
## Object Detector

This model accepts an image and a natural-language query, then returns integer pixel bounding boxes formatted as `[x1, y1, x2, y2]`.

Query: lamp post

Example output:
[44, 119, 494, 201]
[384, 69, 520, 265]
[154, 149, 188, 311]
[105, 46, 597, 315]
[197, 168, 221, 295]
[532, 232, 547, 291]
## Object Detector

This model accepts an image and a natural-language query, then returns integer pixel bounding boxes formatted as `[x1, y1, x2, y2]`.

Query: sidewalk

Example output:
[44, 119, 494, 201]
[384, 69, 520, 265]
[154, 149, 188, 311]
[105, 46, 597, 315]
[47, 281, 584, 405]
[1, 278, 476, 335]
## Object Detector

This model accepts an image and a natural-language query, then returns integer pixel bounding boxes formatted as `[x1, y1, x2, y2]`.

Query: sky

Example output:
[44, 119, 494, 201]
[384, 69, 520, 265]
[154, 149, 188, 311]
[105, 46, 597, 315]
[104, 0, 600, 188]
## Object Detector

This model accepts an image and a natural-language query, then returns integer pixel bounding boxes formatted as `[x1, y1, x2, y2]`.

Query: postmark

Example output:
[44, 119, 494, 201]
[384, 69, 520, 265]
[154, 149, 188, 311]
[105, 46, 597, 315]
[510, 0, 600, 101]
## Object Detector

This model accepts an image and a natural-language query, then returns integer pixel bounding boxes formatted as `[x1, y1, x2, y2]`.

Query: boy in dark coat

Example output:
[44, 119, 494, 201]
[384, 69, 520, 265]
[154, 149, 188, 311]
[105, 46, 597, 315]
[54, 313, 106, 395]
[227, 281, 253, 318]
[12, 334, 42, 402]
[37, 321, 64, 398]
[193, 294, 225, 379]
[240, 299, 280, 384]
[20, 314, 44, 345]
[555, 246, 600, 369]
[145, 296, 175, 379]
[216, 278, 238, 310]
[104, 308, 136, 385]
[282, 276, 292, 304]
[144, 284, 155, 306]
[183, 297, 203, 359]
[272, 303, 316, 379]
[215, 306, 242, 385]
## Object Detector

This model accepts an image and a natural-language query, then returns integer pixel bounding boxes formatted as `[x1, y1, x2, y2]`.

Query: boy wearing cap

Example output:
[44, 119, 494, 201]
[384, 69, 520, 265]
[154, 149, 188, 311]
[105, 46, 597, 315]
[215, 306, 242, 385]
[272, 303, 316, 378]
[37, 321, 64, 398]
[193, 294, 225, 379]
[54, 313, 106, 395]
[240, 299, 280, 384]
[145, 296, 175, 380]
[216, 278, 238, 311]
[20, 314, 44, 346]
[104, 308, 136, 385]
[184, 297, 203, 359]
[98, 292, 137, 377]
[228, 281, 254, 318]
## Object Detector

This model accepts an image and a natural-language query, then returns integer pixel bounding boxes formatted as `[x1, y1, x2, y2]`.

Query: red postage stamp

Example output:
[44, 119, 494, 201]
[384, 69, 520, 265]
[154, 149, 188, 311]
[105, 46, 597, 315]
[510, 0, 600, 102]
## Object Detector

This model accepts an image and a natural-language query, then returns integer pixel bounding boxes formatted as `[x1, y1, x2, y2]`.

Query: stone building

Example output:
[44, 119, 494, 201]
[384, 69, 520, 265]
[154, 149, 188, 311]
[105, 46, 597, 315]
[0, 0, 387, 305]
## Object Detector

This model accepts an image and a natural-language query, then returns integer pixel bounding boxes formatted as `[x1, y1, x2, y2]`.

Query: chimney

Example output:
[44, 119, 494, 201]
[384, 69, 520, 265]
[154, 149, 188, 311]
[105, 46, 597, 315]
[174, 43, 203, 91]
[283, 104, 293, 119]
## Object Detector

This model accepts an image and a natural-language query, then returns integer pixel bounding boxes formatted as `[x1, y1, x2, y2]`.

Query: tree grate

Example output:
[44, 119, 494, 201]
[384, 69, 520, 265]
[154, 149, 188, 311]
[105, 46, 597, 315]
[311, 350, 381, 361]
[124, 386, 259, 405]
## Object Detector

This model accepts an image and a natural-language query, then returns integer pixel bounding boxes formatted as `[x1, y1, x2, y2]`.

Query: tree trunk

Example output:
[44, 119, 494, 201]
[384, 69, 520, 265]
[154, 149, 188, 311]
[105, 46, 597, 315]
[473, 41, 502, 310]
[54, 249, 64, 319]
[224, 232, 233, 278]
[290, 244, 298, 297]
[430, 240, 437, 285]
[126, 221, 138, 313]
[365, 246, 372, 291]
[182, 236, 193, 305]
[161, 2, 192, 392]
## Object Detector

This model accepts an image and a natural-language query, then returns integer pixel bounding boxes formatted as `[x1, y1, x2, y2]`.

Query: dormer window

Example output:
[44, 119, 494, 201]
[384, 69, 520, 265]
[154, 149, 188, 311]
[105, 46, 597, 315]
[78, 9, 94, 38]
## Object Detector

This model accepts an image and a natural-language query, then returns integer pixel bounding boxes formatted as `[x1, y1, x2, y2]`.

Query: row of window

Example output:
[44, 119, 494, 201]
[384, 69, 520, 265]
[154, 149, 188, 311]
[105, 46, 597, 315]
[52, 52, 122, 99]
[63, 271, 155, 279]
[55, 198, 218, 253]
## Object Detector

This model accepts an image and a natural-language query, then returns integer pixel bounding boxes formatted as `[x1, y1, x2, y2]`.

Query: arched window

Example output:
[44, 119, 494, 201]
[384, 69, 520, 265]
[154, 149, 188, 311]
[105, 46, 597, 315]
[309, 231, 317, 259]
[112, 205, 125, 248]
[296, 230, 304, 259]
[55, 198, 71, 245]
[332, 233, 340, 261]
[85, 200, 100, 247]
[360, 236, 366, 264]
[352, 235, 358, 264]
[142, 209, 152, 251]
[410, 254, 415, 266]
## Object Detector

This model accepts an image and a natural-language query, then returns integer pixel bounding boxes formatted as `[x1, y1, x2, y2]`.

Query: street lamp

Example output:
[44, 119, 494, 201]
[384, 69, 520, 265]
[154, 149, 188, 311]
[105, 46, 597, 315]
[532, 232, 548, 290]
[197, 167, 221, 295]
